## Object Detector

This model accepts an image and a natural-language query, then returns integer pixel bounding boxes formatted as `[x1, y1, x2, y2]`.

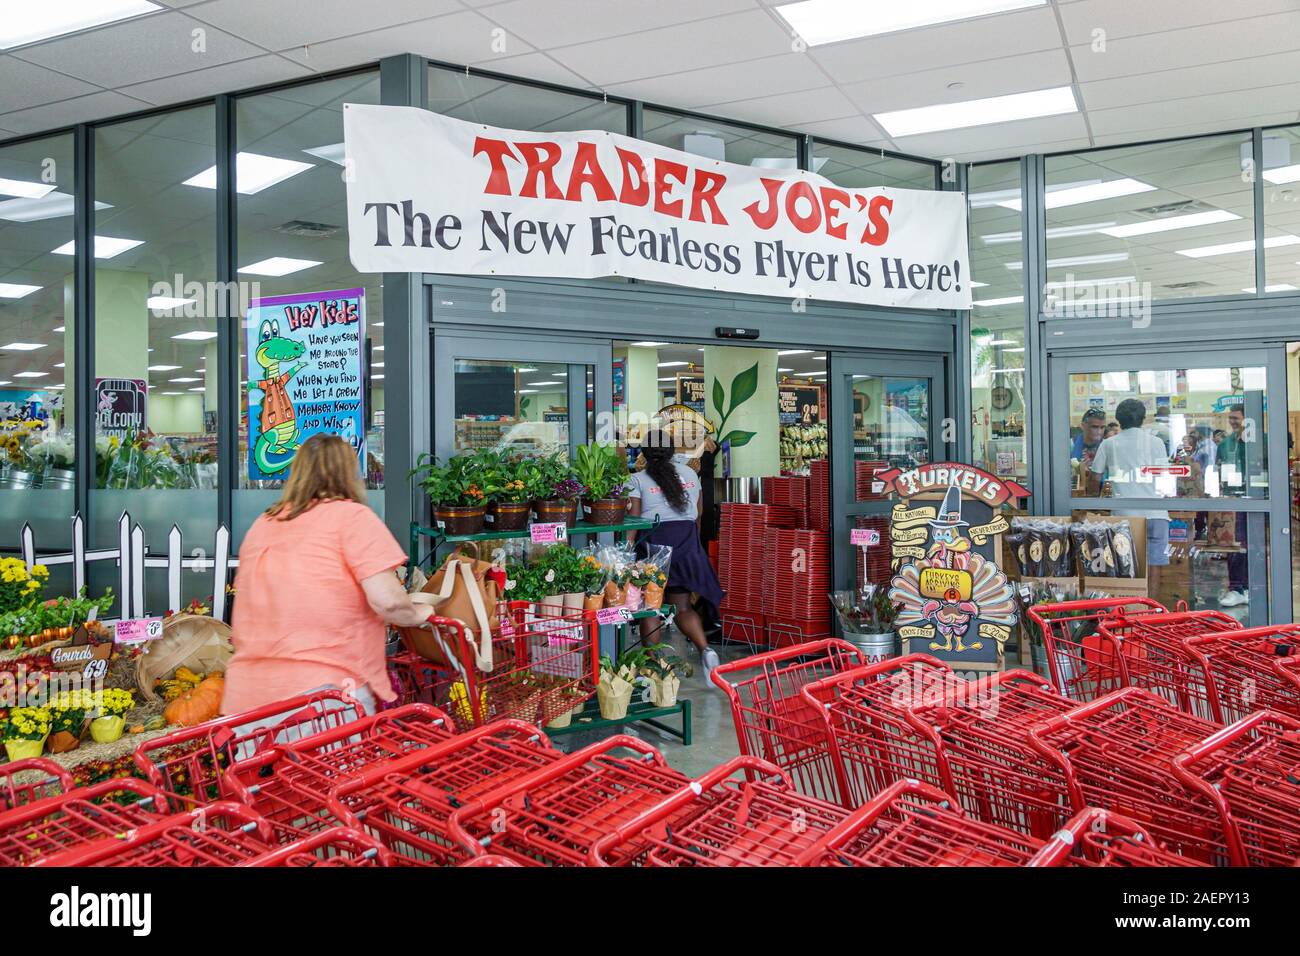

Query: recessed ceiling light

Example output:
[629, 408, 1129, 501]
[147, 364, 181, 371]
[631, 341, 667, 347]
[171, 330, 219, 341]
[973, 296, 1024, 307]
[184, 152, 314, 195]
[658, 361, 688, 368]
[980, 222, 1117, 244]
[161, 391, 182, 396]
[238, 257, 321, 277]
[0, 193, 110, 223]
[1, 1, 161, 49]
[1262, 164, 1300, 185]
[778, 349, 813, 356]
[46, 384, 65, 390]
[13, 371, 47, 378]
[518, 388, 536, 393]
[875, 85, 1075, 138]
[778, 368, 794, 372]
[188, 387, 206, 392]
[775, 0, 1044, 46]
[0, 178, 55, 200]
[170, 377, 201, 383]
[1000, 178, 1155, 212]
[1044, 275, 1137, 290]
[302, 143, 346, 166]
[813, 355, 826, 360]
[1, 342, 44, 351]
[54, 362, 64, 368]
[52, 236, 143, 259]
[1099, 209, 1241, 238]
[1177, 235, 1300, 258]
[988, 338, 1018, 345]
[530, 380, 561, 385]
[1003, 347, 1026, 353]
[53, 326, 64, 333]
[373, 374, 384, 380]
[373, 345, 384, 352]
[373, 322, 383, 328]
[657, 377, 677, 382]
[371, 363, 384, 369]
[146, 295, 196, 311]
[0, 283, 41, 299]
[1007, 252, 1129, 271]
[1243, 284, 1299, 293]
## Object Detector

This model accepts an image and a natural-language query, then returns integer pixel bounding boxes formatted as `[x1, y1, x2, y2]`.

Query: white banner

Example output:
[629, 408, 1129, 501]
[343, 105, 971, 310]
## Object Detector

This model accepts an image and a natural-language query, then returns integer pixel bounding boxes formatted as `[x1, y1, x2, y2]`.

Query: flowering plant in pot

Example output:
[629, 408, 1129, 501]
[578, 553, 607, 611]
[412, 452, 489, 534]
[2, 705, 51, 761]
[90, 688, 135, 744]
[631, 561, 669, 611]
[574, 443, 631, 526]
[48, 689, 93, 753]
[533, 454, 582, 527]
[533, 545, 586, 612]
[485, 454, 541, 531]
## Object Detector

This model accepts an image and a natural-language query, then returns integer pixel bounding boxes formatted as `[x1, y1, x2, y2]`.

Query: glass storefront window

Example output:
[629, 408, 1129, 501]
[814, 142, 936, 190]
[233, 71, 383, 538]
[1067, 365, 1268, 500]
[429, 67, 626, 133]
[1044, 135, 1256, 305]
[1260, 127, 1300, 292]
[968, 162, 1027, 485]
[852, 373, 930, 488]
[642, 109, 797, 167]
[452, 360, 572, 457]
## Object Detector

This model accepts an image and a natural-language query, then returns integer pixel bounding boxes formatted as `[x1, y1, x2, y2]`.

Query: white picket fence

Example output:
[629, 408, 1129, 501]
[14, 512, 238, 621]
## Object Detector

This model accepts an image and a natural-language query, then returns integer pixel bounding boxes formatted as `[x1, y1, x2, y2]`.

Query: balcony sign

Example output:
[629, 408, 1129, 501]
[343, 105, 971, 311]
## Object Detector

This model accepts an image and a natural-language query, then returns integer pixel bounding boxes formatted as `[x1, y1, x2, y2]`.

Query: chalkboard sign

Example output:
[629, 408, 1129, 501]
[676, 374, 706, 413]
[455, 362, 518, 418]
[778, 384, 823, 426]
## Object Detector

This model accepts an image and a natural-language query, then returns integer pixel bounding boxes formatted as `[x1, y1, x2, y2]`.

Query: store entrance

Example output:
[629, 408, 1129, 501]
[829, 353, 947, 596]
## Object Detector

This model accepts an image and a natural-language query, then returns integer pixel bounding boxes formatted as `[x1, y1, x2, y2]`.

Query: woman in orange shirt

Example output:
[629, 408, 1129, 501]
[224, 434, 435, 715]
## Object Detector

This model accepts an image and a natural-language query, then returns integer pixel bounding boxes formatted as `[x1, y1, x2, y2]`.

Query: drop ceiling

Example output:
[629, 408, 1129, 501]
[1, 0, 1298, 164]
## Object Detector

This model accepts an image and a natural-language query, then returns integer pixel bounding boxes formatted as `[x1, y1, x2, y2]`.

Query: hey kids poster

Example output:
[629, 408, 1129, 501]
[245, 287, 365, 480]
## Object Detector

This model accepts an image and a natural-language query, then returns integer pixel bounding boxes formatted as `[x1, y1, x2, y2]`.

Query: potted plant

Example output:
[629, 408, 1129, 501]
[0, 556, 48, 615]
[412, 452, 488, 535]
[2, 705, 51, 761]
[485, 454, 537, 532]
[47, 690, 93, 753]
[639, 650, 681, 707]
[829, 586, 899, 664]
[596, 651, 642, 720]
[574, 443, 631, 526]
[578, 553, 607, 611]
[635, 561, 668, 611]
[90, 688, 135, 744]
[533, 453, 582, 527]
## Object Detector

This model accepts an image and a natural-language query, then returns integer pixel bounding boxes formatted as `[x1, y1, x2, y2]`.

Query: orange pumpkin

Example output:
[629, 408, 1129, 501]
[163, 675, 225, 727]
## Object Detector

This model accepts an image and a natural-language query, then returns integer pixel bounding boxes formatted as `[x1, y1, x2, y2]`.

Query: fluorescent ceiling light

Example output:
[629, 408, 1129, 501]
[875, 85, 1075, 138]
[171, 330, 218, 341]
[13, 371, 47, 378]
[1001, 178, 1156, 213]
[170, 377, 201, 383]
[981, 222, 1117, 244]
[0, 178, 55, 199]
[988, 339, 1018, 345]
[52, 236, 143, 259]
[147, 364, 180, 372]
[518, 388, 537, 393]
[775, 0, 1044, 46]
[814, 355, 826, 360]
[302, 143, 346, 166]
[373, 374, 384, 380]
[751, 157, 828, 172]
[658, 361, 688, 368]
[1003, 347, 1025, 353]
[778, 368, 794, 372]
[530, 380, 561, 386]
[146, 295, 197, 311]
[160, 391, 182, 396]
[370, 363, 383, 370]
[1, 342, 45, 351]
[1262, 164, 1300, 185]
[1243, 284, 1298, 293]
[184, 152, 314, 195]
[631, 341, 667, 347]
[973, 296, 1024, 307]
[1, 1, 160, 49]
[778, 349, 813, 356]
[1099, 209, 1241, 238]
[0, 283, 41, 299]
[1177, 235, 1300, 258]
[46, 384, 65, 390]
[188, 387, 206, 393]
[991, 368, 1024, 375]
[54, 363, 64, 368]
[0, 381, 10, 386]
[971, 281, 989, 288]
[373, 345, 384, 352]
[1045, 275, 1136, 288]
[0, 194, 108, 223]
[53, 326, 64, 333]
[1008, 252, 1129, 271]
[657, 377, 676, 382]
[238, 257, 321, 277]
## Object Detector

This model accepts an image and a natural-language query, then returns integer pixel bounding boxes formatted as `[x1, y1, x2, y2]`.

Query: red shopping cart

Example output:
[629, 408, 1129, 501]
[1024, 807, 1195, 867]
[241, 827, 395, 867]
[791, 779, 1053, 867]
[1185, 626, 1300, 724]
[1172, 710, 1300, 867]
[1026, 597, 1166, 702]
[0, 758, 73, 812]
[133, 689, 368, 803]
[218, 703, 456, 842]
[326, 719, 562, 866]
[33, 802, 276, 867]
[0, 778, 180, 866]
[709, 639, 865, 804]
[459, 854, 523, 866]
[1025, 688, 1233, 864]
[447, 736, 690, 866]
[588, 756, 851, 867]
[401, 605, 598, 731]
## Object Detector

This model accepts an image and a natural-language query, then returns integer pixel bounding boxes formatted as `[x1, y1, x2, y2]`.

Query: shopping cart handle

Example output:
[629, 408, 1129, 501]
[708, 638, 865, 696]
[789, 778, 957, 866]
[1026, 807, 1158, 867]
[587, 755, 788, 867]
[238, 827, 395, 867]
[1026, 685, 1169, 736]
[1172, 708, 1300, 767]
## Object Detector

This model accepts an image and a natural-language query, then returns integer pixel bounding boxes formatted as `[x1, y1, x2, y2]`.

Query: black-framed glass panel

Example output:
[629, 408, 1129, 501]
[233, 71, 383, 541]
[1260, 127, 1300, 293]
[90, 105, 219, 598]
[814, 142, 935, 190]
[428, 66, 626, 133]
[0, 132, 76, 592]
[968, 162, 1027, 486]
[1044, 135, 1257, 306]
[642, 109, 798, 167]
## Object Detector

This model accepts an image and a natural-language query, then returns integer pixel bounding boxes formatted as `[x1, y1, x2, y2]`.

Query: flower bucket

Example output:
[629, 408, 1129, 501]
[533, 499, 578, 528]
[46, 730, 81, 754]
[563, 592, 585, 612]
[90, 715, 126, 744]
[487, 501, 531, 531]
[625, 584, 644, 612]
[584, 498, 627, 527]
[437, 505, 486, 535]
[596, 682, 634, 720]
[539, 593, 567, 618]
[583, 593, 604, 612]
[642, 581, 664, 610]
[4, 737, 46, 761]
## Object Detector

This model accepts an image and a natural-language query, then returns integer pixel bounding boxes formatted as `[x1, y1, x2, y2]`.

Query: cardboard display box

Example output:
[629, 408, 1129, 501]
[1074, 511, 1148, 599]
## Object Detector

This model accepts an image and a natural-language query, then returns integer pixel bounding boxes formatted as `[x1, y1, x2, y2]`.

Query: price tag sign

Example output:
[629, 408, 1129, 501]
[596, 605, 634, 626]
[871, 481, 885, 494]
[82, 658, 108, 682]
[530, 522, 568, 543]
[115, 617, 164, 645]
[850, 528, 880, 547]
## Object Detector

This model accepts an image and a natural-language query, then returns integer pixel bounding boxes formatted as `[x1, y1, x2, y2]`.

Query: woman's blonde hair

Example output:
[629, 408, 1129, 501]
[265, 434, 366, 520]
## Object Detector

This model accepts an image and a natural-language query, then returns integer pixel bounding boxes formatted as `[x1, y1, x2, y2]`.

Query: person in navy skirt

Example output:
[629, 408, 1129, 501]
[626, 429, 725, 685]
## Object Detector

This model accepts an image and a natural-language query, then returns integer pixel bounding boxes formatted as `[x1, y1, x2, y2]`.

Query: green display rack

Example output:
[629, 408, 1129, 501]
[407, 518, 692, 746]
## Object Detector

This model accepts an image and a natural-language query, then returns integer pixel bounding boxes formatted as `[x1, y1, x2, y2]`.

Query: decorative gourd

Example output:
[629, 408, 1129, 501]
[163, 675, 224, 727]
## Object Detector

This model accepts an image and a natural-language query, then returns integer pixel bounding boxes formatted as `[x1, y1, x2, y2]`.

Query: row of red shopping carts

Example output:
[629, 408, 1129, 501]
[710, 631, 1300, 866]
[1027, 596, 1300, 723]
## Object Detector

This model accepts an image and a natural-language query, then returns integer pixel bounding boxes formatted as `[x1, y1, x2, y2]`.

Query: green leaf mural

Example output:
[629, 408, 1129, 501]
[719, 429, 756, 448]
[729, 363, 759, 414]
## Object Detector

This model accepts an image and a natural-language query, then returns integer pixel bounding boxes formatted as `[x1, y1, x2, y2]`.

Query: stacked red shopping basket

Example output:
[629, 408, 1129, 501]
[718, 503, 771, 646]
[764, 527, 833, 645]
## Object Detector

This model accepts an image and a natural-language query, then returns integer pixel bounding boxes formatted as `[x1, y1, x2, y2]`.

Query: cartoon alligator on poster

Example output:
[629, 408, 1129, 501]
[247, 318, 308, 475]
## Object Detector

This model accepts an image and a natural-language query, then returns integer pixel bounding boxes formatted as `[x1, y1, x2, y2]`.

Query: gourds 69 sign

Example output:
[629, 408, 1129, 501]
[342, 105, 971, 311]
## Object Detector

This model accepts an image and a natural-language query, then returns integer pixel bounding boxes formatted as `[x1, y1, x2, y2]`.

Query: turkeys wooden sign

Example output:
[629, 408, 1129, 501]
[881, 463, 1026, 668]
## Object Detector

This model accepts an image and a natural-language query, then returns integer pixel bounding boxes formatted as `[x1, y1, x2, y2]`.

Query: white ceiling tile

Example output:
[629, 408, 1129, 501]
[965, 139, 1093, 163]
[703, 86, 858, 128]
[549, 9, 792, 86]
[604, 53, 827, 108]
[1058, 0, 1299, 45]
[279, 10, 537, 73]
[468, 52, 589, 90]
[11, 10, 264, 88]
[1080, 51, 1300, 112]
[895, 113, 1090, 161]
[118, 55, 315, 106]
[0, 57, 99, 114]
[807, 6, 1063, 86]
[793, 115, 889, 145]
[841, 49, 1073, 114]
[187, 0, 462, 51]
[484, 0, 758, 50]
[0, 91, 154, 135]
[1089, 85, 1300, 137]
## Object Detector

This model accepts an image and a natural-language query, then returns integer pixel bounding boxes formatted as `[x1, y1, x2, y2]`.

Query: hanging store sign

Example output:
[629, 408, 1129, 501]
[343, 105, 971, 310]
[94, 378, 147, 440]
[874, 462, 1029, 508]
